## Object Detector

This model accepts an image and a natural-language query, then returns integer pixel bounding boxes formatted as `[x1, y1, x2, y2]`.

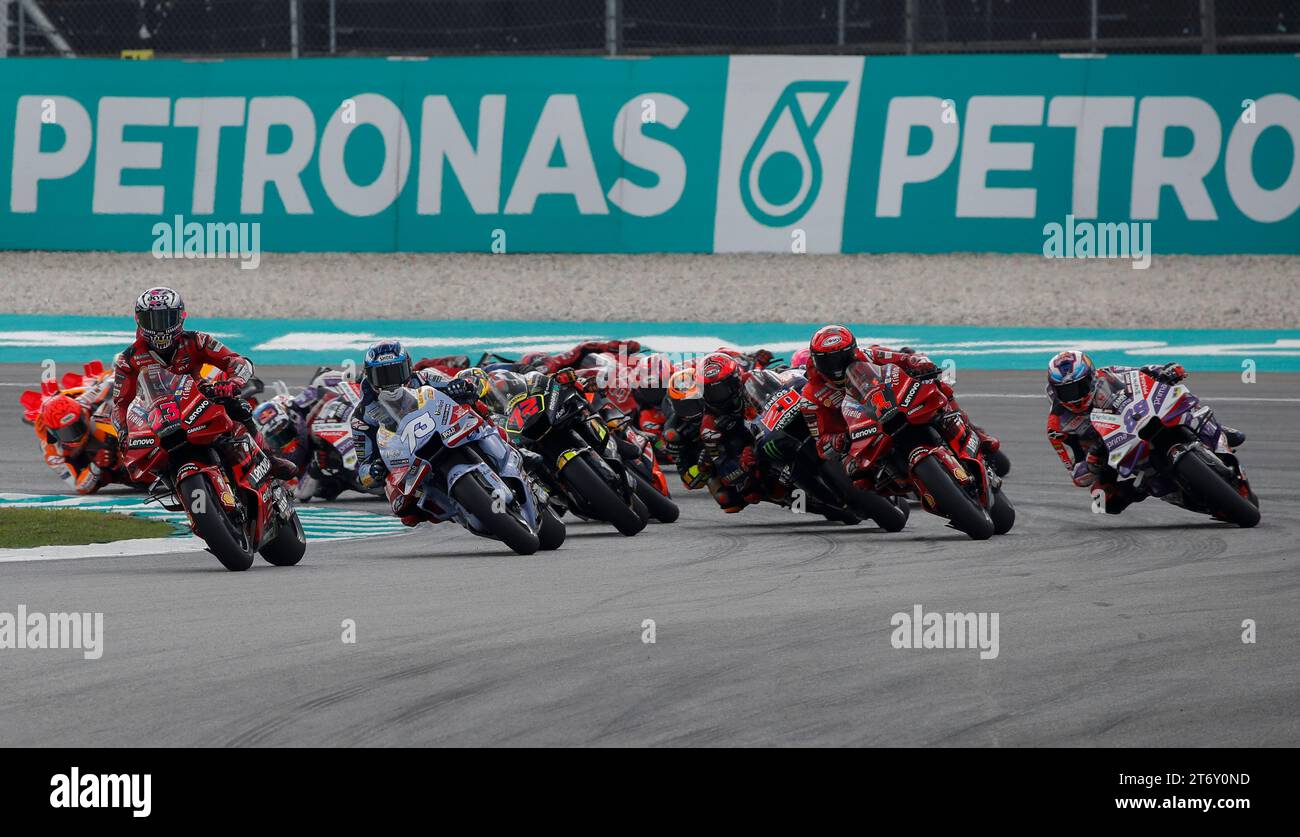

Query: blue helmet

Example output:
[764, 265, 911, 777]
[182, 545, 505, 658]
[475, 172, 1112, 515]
[1047, 350, 1095, 413]
[363, 340, 412, 391]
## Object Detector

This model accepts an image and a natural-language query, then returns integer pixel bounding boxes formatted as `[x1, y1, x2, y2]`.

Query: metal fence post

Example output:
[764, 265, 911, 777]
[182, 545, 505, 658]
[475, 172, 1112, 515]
[16, 0, 22, 56]
[329, 0, 336, 54]
[1, 1, 9, 58]
[904, 0, 916, 54]
[1201, 0, 1217, 54]
[1090, 0, 1098, 48]
[836, 0, 846, 47]
[605, 0, 622, 56]
[290, 0, 300, 57]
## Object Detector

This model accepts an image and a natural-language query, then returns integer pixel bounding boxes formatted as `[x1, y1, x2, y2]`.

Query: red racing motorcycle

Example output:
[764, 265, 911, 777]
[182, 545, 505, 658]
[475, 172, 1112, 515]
[123, 367, 306, 571]
[841, 361, 1014, 540]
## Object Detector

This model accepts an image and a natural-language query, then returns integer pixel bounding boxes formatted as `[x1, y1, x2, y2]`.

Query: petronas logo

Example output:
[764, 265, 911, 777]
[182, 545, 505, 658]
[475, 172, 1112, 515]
[739, 80, 847, 227]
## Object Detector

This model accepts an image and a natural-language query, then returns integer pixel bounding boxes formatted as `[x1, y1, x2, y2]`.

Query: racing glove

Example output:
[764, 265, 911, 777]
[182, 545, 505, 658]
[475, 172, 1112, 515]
[818, 432, 848, 459]
[202, 379, 245, 400]
[739, 445, 757, 471]
[1145, 363, 1187, 384]
[94, 447, 117, 469]
[900, 354, 939, 379]
[443, 378, 475, 402]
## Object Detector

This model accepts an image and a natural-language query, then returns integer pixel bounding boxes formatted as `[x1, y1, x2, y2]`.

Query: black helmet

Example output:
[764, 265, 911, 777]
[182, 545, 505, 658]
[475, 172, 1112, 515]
[134, 287, 186, 352]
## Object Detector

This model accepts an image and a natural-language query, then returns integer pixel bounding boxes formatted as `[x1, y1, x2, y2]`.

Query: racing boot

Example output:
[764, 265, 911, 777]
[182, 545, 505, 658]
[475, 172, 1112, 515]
[247, 426, 301, 480]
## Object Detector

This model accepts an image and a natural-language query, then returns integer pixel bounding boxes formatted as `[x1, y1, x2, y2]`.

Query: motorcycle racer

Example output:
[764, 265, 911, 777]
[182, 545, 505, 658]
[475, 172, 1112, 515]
[349, 340, 480, 525]
[111, 287, 298, 481]
[1044, 349, 1246, 513]
[800, 325, 1001, 467]
[695, 352, 783, 512]
[34, 387, 128, 494]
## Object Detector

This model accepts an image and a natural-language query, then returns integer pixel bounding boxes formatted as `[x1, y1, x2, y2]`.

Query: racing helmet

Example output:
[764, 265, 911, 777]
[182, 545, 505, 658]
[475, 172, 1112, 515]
[41, 394, 90, 450]
[809, 325, 858, 385]
[698, 352, 744, 414]
[790, 347, 812, 369]
[252, 398, 300, 452]
[363, 340, 412, 392]
[632, 353, 675, 409]
[1047, 350, 1096, 413]
[666, 367, 703, 420]
[134, 287, 186, 352]
[455, 367, 492, 401]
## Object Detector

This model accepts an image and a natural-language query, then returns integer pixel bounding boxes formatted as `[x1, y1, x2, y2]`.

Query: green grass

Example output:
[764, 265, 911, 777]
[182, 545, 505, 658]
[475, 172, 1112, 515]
[0, 508, 177, 549]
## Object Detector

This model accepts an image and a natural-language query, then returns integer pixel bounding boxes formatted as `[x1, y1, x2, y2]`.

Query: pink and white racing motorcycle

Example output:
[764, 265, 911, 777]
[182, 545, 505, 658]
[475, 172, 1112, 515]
[1089, 369, 1259, 527]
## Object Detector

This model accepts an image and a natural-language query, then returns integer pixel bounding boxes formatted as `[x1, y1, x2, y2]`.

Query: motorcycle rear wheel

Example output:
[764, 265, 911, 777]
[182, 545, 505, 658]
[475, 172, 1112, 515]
[913, 456, 994, 541]
[260, 509, 307, 566]
[180, 473, 255, 571]
[631, 468, 680, 523]
[989, 487, 1016, 535]
[538, 505, 567, 550]
[1174, 449, 1260, 528]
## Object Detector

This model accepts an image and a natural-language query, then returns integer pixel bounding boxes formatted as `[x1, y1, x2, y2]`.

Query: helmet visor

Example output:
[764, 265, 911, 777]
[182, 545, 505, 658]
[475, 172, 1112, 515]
[264, 420, 298, 450]
[702, 376, 742, 412]
[136, 307, 182, 335]
[671, 397, 703, 420]
[634, 387, 667, 408]
[1053, 374, 1093, 406]
[813, 347, 855, 382]
[367, 358, 411, 391]
[53, 417, 88, 444]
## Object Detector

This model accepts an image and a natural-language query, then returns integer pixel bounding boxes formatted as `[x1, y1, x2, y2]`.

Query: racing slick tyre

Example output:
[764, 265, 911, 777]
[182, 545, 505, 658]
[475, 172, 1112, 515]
[821, 461, 907, 532]
[260, 509, 307, 566]
[180, 473, 255, 571]
[1174, 450, 1261, 529]
[989, 487, 1016, 535]
[988, 448, 1012, 477]
[914, 457, 995, 541]
[562, 455, 646, 536]
[452, 472, 541, 555]
[631, 468, 680, 523]
[538, 505, 567, 550]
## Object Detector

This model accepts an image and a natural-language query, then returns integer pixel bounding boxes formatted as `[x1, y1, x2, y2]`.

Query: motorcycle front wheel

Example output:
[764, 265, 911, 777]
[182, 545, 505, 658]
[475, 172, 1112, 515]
[913, 456, 994, 541]
[561, 454, 646, 536]
[452, 471, 541, 555]
[180, 473, 255, 571]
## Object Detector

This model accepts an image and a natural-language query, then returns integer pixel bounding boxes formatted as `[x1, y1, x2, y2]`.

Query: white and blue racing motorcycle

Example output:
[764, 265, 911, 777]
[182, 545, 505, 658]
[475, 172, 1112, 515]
[376, 385, 565, 554]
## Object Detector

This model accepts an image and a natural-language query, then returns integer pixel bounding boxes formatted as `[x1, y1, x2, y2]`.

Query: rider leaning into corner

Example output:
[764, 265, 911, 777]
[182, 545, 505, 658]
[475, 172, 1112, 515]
[349, 339, 479, 526]
[1044, 349, 1247, 514]
[800, 325, 1002, 469]
[35, 382, 123, 495]
[111, 287, 299, 481]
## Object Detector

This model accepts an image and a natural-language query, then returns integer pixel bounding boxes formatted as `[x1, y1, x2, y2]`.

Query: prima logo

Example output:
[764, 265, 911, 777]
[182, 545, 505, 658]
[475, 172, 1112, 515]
[50, 767, 151, 817]
[740, 80, 847, 227]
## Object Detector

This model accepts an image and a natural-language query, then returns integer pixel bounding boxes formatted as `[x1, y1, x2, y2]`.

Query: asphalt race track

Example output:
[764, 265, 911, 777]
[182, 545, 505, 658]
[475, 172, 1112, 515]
[1, 363, 1297, 746]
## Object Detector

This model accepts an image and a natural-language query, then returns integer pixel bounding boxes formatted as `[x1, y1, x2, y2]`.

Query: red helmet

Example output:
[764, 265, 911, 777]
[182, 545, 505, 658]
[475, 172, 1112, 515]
[41, 394, 90, 450]
[698, 352, 744, 414]
[810, 325, 858, 384]
[632, 353, 675, 408]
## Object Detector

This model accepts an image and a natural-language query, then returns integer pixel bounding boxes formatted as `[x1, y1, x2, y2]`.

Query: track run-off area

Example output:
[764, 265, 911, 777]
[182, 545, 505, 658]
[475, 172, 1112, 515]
[1, 364, 1297, 746]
